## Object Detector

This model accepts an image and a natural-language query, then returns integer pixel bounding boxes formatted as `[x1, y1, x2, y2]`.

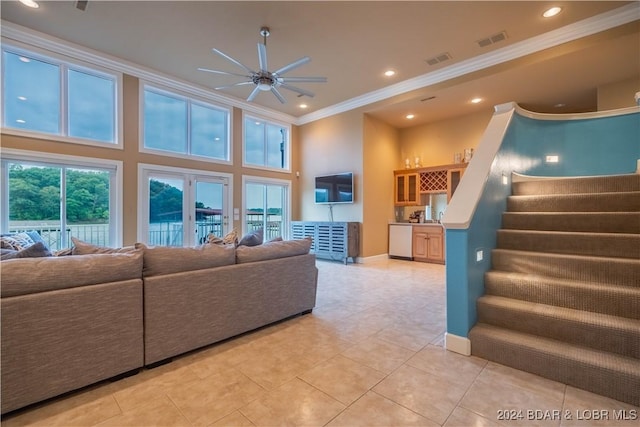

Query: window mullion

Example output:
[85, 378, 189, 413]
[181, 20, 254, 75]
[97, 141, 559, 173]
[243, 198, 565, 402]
[60, 64, 68, 137]
[186, 100, 192, 156]
[60, 167, 68, 249]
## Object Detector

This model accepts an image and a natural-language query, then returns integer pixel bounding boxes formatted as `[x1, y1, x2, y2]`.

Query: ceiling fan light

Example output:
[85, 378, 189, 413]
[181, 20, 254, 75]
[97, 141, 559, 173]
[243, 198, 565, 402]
[257, 82, 272, 91]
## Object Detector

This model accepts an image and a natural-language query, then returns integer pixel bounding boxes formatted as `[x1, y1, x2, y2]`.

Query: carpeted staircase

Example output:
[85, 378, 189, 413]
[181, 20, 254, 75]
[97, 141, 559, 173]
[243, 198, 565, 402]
[469, 173, 640, 406]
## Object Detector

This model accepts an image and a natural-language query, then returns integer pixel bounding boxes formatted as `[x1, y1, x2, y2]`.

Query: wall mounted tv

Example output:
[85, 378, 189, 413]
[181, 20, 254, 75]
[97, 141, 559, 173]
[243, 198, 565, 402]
[315, 172, 354, 204]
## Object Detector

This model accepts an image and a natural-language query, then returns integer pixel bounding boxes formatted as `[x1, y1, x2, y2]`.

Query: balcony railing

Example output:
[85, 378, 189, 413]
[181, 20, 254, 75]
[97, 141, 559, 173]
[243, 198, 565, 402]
[9, 217, 283, 250]
[9, 224, 109, 251]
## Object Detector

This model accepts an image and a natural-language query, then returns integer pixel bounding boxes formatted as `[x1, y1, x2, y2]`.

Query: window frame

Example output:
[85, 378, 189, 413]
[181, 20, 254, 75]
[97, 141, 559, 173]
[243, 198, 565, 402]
[242, 112, 291, 173]
[0, 148, 124, 248]
[1, 41, 123, 149]
[139, 83, 232, 165]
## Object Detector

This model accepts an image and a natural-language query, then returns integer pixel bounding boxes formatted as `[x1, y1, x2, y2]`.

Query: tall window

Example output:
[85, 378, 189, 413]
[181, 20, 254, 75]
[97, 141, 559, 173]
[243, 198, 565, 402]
[243, 176, 290, 241]
[2, 47, 118, 145]
[142, 85, 230, 162]
[244, 115, 290, 171]
[1, 152, 120, 251]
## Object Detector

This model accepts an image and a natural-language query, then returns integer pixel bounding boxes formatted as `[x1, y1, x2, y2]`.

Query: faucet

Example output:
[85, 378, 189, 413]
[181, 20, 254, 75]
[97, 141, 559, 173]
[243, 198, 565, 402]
[438, 211, 444, 223]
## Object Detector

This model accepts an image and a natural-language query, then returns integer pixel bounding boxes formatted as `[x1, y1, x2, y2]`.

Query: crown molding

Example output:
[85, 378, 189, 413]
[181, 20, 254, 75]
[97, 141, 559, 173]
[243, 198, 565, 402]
[0, 21, 297, 125]
[295, 3, 640, 126]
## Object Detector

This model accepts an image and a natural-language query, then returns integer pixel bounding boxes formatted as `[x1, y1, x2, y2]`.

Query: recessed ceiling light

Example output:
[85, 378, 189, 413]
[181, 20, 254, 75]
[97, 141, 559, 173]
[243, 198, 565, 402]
[17, 96, 27, 101]
[18, 56, 31, 63]
[384, 70, 396, 77]
[471, 97, 483, 104]
[543, 6, 562, 18]
[299, 103, 308, 109]
[19, 0, 39, 8]
[554, 103, 566, 108]
[405, 114, 415, 119]
[16, 119, 26, 124]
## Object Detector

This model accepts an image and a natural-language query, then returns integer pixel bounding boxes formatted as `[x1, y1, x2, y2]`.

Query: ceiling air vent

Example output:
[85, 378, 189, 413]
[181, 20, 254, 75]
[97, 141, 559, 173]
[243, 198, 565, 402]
[75, 1, 89, 11]
[477, 31, 508, 48]
[425, 52, 451, 66]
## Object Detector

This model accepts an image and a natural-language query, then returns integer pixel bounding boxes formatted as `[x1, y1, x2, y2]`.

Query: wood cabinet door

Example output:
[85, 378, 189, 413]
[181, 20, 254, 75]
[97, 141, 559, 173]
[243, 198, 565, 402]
[395, 175, 406, 204]
[426, 232, 444, 262]
[412, 230, 428, 260]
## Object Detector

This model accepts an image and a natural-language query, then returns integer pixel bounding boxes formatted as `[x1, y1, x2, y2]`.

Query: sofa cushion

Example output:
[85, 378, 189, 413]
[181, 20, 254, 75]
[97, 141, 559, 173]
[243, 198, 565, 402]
[71, 237, 137, 255]
[0, 251, 143, 297]
[238, 228, 263, 247]
[136, 243, 236, 277]
[0, 242, 52, 261]
[236, 238, 312, 264]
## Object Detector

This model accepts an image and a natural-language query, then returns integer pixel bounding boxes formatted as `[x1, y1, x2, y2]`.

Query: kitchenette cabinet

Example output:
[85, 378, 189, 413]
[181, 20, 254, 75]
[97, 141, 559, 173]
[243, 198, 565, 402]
[412, 224, 444, 264]
[394, 173, 419, 205]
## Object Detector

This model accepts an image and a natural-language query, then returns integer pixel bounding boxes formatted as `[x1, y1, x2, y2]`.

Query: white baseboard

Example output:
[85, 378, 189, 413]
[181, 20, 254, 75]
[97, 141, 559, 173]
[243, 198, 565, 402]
[445, 332, 471, 356]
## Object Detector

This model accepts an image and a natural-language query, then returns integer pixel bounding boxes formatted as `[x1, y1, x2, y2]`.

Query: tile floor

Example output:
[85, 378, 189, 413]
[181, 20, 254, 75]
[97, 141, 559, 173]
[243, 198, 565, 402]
[2, 258, 638, 427]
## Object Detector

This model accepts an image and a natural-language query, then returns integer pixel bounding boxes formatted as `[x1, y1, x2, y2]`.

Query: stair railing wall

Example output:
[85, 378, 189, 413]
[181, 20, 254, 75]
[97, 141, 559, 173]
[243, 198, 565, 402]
[442, 102, 640, 356]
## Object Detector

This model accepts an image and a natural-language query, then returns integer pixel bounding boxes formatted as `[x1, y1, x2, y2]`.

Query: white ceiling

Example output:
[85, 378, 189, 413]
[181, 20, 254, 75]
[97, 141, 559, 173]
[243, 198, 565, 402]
[1, 1, 638, 128]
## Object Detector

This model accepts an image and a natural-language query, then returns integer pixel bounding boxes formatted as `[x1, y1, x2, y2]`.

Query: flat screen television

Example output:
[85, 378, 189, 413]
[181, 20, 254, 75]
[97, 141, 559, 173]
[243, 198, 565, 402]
[315, 172, 354, 204]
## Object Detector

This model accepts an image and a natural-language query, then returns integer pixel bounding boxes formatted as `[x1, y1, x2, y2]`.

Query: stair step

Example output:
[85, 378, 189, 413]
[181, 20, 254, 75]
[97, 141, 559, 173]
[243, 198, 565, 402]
[491, 249, 640, 288]
[502, 212, 640, 234]
[469, 323, 640, 406]
[477, 295, 640, 358]
[512, 174, 640, 196]
[507, 192, 640, 213]
[496, 229, 640, 259]
[484, 271, 640, 319]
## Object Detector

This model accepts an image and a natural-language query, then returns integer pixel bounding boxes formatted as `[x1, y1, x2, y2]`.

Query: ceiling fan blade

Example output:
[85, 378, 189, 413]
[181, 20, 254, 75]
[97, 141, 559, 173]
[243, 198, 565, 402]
[197, 68, 250, 78]
[212, 48, 256, 74]
[257, 43, 268, 72]
[271, 87, 287, 104]
[273, 56, 311, 76]
[247, 86, 262, 102]
[279, 76, 327, 83]
[279, 83, 315, 98]
[214, 81, 254, 90]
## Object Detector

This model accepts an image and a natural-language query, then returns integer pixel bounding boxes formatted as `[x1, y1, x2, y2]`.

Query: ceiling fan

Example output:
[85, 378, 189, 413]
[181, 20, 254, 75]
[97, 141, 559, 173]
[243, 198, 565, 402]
[198, 27, 327, 104]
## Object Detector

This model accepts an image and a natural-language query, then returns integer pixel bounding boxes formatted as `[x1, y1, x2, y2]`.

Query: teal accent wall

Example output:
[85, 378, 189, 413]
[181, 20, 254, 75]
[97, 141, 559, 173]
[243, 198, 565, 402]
[446, 110, 640, 338]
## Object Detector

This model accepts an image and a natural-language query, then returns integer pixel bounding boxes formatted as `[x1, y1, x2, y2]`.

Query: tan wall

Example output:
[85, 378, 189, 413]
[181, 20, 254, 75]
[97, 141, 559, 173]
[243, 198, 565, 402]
[398, 108, 494, 168]
[297, 110, 364, 223]
[362, 114, 400, 257]
[1, 74, 300, 246]
[597, 76, 640, 110]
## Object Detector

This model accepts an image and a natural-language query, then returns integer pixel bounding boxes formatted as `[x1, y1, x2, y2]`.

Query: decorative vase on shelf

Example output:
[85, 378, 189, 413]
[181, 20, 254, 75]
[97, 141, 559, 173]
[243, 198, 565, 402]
[405, 158, 411, 169]
[464, 148, 474, 163]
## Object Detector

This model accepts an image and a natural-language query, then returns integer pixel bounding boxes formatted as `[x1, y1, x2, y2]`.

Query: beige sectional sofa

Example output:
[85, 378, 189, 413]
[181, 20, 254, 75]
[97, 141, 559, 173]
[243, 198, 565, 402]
[0, 238, 317, 414]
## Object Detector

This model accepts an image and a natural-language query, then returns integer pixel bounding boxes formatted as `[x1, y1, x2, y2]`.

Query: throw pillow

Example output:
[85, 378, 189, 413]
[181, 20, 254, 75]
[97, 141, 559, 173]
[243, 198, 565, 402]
[0, 242, 52, 260]
[0, 232, 35, 250]
[238, 228, 264, 247]
[222, 229, 239, 246]
[268, 236, 283, 242]
[71, 237, 136, 255]
[54, 247, 74, 256]
[206, 233, 224, 245]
